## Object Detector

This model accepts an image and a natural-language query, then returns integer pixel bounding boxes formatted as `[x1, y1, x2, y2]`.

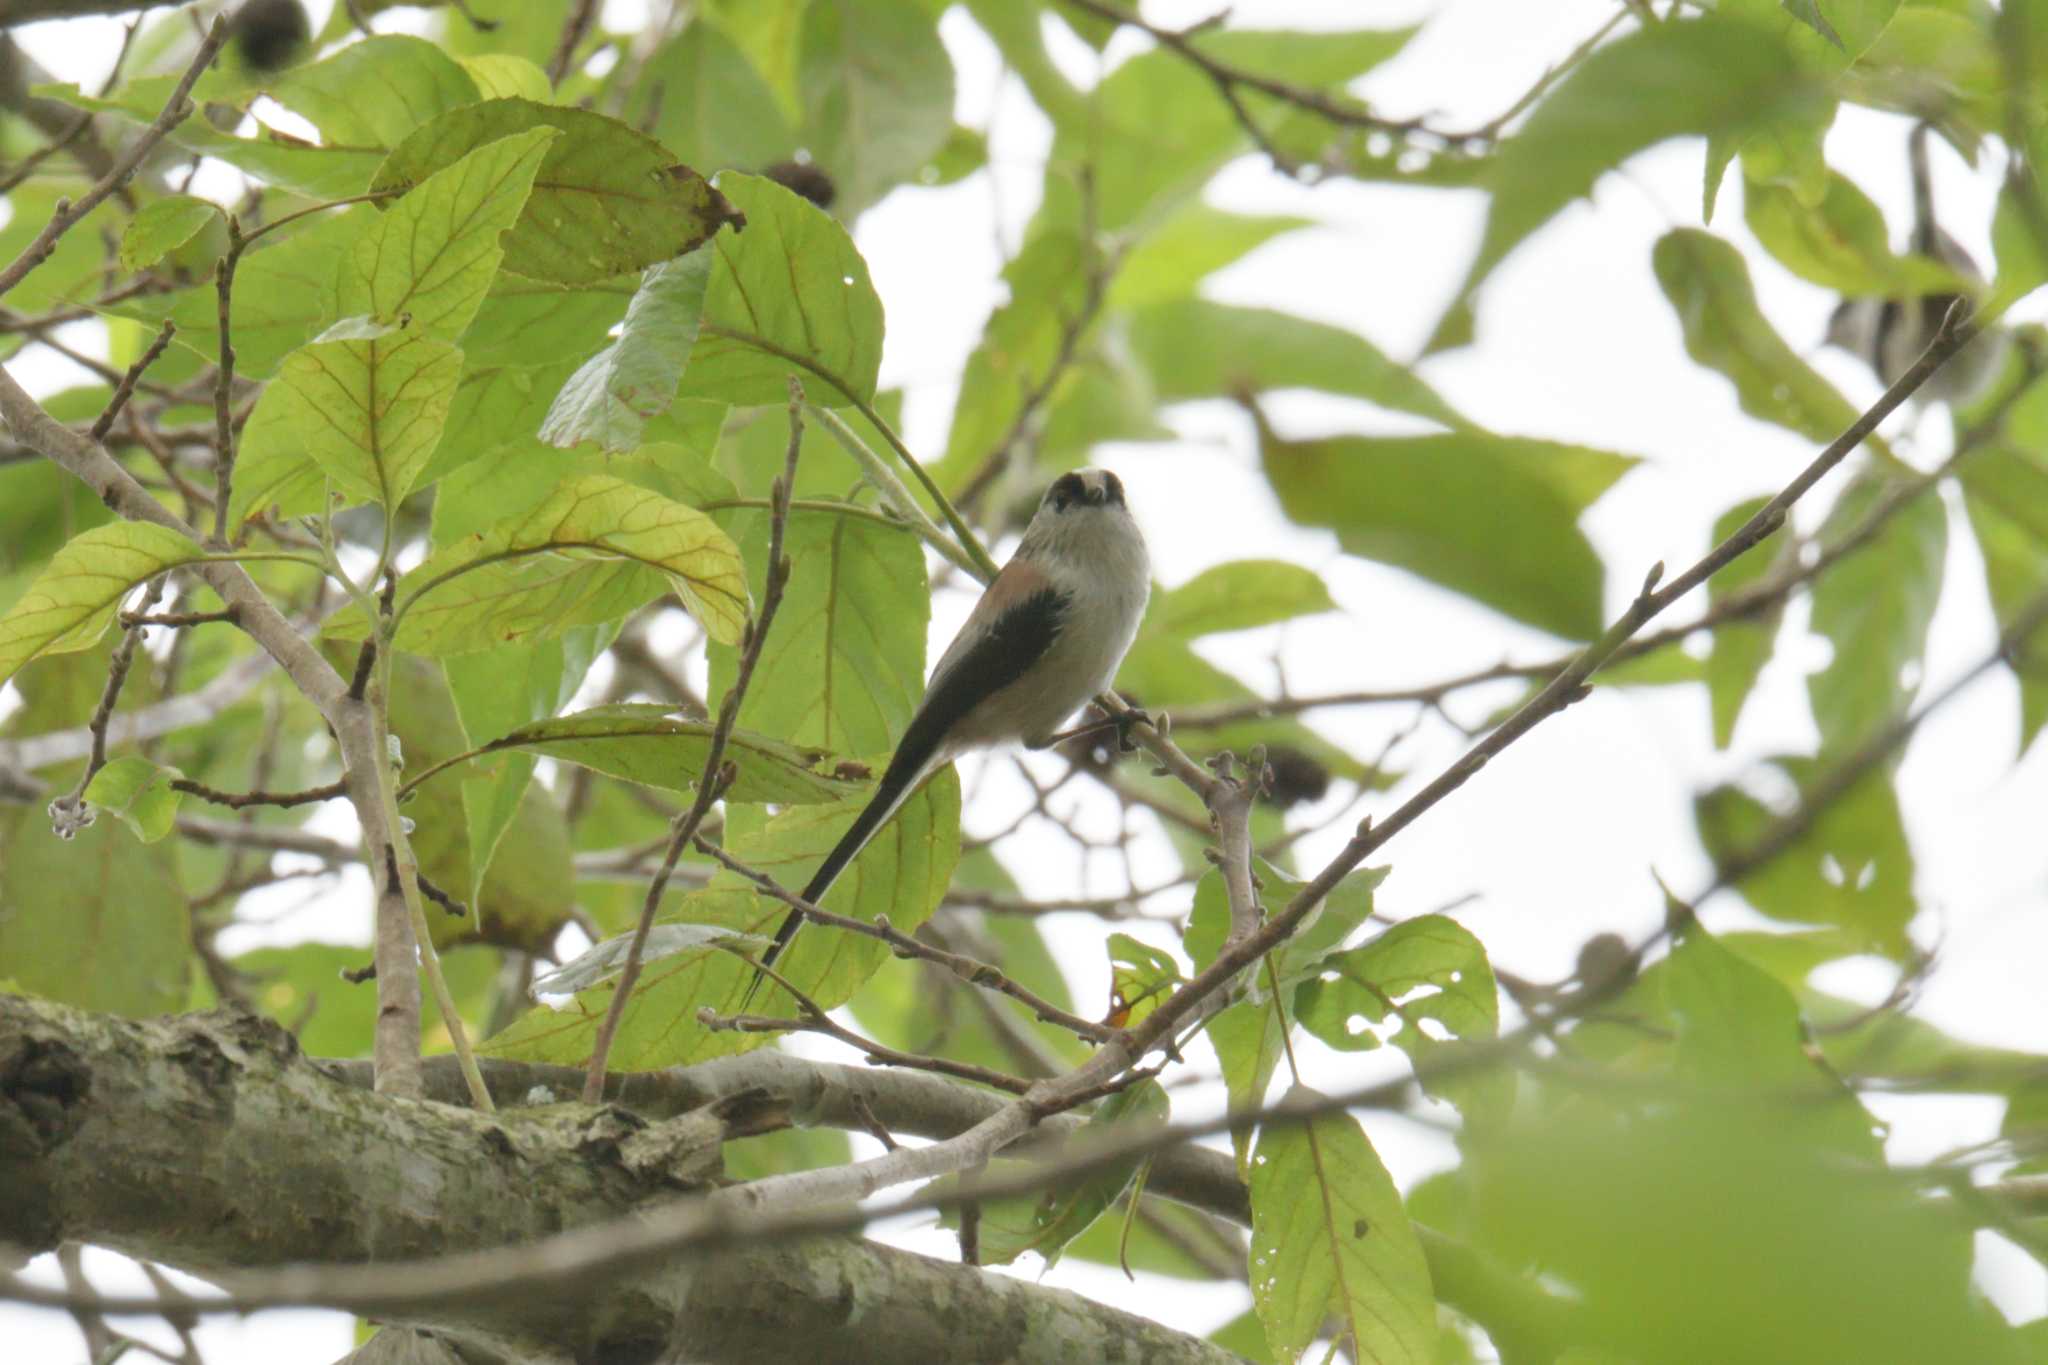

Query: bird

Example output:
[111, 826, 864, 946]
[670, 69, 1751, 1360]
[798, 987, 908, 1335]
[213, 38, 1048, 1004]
[741, 466, 1151, 1007]
[1823, 122, 2007, 406]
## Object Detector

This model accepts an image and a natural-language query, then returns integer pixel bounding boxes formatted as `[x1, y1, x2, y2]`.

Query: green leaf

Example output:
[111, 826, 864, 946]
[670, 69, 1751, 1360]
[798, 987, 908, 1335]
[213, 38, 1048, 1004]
[371, 99, 744, 286]
[235, 332, 462, 515]
[268, 35, 481, 150]
[1107, 932, 1185, 1028]
[1653, 229, 1866, 445]
[932, 230, 1096, 489]
[1782, 0, 1847, 49]
[1117, 634, 1384, 787]
[1695, 757, 1915, 958]
[445, 627, 610, 907]
[37, 82, 381, 198]
[118, 195, 222, 273]
[114, 204, 373, 380]
[1744, 170, 1966, 296]
[1433, 15, 1825, 347]
[534, 923, 769, 994]
[1260, 428, 1633, 640]
[1250, 1086, 1435, 1365]
[1207, 998, 1286, 1179]
[956, 1080, 1171, 1269]
[0, 803, 189, 1016]
[339, 126, 556, 342]
[0, 522, 206, 686]
[1705, 497, 1791, 747]
[707, 506, 928, 756]
[1666, 918, 1882, 1153]
[1961, 438, 2048, 753]
[1463, 1085, 2021, 1363]
[1108, 203, 1312, 311]
[458, 54, 553, 103]
[366, 474, 749, 653]
[798, 0, 955, 215]
[82, 755, 184, 844]
[1131, 299, 1467, 432]
[679, 173, 885, 406]
[1040, 28, 1414, 235]
[1151, 560, 1335, 640]
[1296, 914, 1502, 1121]
[446, 702, 857, 805]
[487, 769, 957, 1069]
[1990, 145, 2048, 313]
[1807, 468, 1945, 757]
[628, 17, 795, 173]
[540, 251, 713, 452]
[232, 941, 499, 1062]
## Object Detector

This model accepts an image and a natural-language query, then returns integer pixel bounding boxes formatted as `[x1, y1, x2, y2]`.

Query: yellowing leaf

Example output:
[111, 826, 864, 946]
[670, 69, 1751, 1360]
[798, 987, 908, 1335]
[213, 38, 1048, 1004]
[339, 126, 556, 341]
[0, 523, 206, 686]
[369, 474, 749, 652]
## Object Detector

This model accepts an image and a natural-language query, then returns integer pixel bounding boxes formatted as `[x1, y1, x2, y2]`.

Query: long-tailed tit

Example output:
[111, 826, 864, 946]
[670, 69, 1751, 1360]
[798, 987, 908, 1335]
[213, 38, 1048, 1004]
[1824, 123, 2007, 405]
[743, 467, 1151, 1004]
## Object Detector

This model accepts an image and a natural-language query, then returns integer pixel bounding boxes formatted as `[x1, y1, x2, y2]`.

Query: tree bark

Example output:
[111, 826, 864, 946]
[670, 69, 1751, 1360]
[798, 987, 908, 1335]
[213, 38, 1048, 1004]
[0, 996, 1246, 1363]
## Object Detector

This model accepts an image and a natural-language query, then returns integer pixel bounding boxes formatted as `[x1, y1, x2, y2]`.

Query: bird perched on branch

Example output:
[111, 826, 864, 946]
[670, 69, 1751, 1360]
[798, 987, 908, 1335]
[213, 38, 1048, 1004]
[743, 467, 1151, 1005]
[1824, 122, 2008, 406]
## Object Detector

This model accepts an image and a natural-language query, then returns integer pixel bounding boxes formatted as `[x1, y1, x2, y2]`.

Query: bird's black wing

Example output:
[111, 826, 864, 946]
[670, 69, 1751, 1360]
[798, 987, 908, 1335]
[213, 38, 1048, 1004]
[746, 586, 1071, 1001]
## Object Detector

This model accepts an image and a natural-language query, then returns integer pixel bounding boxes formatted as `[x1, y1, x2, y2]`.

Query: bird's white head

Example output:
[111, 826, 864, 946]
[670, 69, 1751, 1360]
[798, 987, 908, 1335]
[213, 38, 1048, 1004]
[1014, 467, 1147, 579]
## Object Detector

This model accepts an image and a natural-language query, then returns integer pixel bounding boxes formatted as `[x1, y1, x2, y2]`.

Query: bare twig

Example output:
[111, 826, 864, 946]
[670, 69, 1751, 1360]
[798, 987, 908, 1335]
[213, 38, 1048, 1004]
[85, 320, 179, 442]
[0, 16, 228, 301]
[167, 777, 346, 811]
[699, 957, 1033, 1096]
[693, 837, 1117, 1044]
[46, 576, 165, 834]
[546, 0, 602, 87]
[580, 379, 807, 1103]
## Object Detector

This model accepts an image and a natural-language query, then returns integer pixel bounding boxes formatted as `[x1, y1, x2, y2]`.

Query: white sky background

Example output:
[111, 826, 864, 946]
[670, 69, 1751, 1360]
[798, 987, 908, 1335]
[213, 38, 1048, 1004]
[6, 0, 2048, 1359]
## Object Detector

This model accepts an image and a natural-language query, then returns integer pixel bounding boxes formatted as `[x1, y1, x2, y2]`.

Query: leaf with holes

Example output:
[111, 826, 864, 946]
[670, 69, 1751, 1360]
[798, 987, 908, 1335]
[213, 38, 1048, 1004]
[1249, 1085, 1434, 1364]
[372, 99, 743, 286]
[1295, 914, 1503, 1121]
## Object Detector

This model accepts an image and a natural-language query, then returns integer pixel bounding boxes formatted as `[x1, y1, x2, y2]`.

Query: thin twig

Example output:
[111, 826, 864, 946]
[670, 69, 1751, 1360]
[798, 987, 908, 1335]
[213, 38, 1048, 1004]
[0, 16, 229, 301]
[693, 837, 1116, 1044]
[699, 957, 1033, 1096]
[47, 577, 166, 833]
[580, 379, 807, 1103]
[88, 318, 177, 442]
[546, 0, 601, 87]
[168, 778, 346, 810]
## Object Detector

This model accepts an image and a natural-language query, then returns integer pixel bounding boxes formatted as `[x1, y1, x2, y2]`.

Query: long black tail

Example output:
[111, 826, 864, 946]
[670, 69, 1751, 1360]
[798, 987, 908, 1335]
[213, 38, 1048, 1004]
[738, 746, 927, 1008]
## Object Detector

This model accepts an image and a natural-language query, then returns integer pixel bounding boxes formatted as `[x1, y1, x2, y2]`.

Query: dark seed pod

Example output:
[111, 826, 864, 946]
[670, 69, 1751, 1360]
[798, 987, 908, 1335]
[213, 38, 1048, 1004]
[761, 159, 837, 210]
[232, 0, 311, 74]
